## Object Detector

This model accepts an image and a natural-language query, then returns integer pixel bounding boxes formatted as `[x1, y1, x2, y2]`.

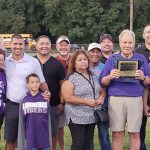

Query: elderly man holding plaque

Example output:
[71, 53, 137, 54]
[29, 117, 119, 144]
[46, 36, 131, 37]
[99, 29, 150, 150]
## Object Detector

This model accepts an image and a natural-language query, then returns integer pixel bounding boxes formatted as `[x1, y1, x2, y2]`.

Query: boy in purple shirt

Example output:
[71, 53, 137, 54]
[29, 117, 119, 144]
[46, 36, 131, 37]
[0, 49, 7, 140]
[18, 73, 51, 150]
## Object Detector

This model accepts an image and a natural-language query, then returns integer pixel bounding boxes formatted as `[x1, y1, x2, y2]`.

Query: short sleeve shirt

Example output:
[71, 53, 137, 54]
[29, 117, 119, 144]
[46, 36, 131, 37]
[5, 53, 45, 103]
[36, 56, 65, 106]
[65, 72, 102, 124]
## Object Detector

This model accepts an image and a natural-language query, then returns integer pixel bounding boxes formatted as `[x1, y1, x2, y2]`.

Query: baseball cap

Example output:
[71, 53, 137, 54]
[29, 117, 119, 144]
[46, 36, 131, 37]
[99, 34, 113, 43]
[56, 35, 70, 44]
[88, 43, 101, 51]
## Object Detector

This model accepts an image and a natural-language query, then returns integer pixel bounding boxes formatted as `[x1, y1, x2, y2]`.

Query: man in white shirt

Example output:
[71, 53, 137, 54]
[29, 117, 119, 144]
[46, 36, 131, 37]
[4, 34, 50, 150]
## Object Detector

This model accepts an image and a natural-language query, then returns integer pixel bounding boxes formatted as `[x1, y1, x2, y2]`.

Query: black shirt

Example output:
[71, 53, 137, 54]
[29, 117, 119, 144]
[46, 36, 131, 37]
[136, 46, 150, 64]
[35, 56, 65, 106]
[136, 46, 150, 103]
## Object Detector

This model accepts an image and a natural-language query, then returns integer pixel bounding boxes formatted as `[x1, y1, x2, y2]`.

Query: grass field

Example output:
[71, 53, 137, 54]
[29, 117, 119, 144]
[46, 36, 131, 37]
[1, 52, 150, 149]
[0, 120, 150, 150]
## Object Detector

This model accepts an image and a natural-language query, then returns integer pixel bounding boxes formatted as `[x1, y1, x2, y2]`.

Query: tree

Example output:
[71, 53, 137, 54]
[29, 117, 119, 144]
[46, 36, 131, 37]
[0, 0, 150, 43]
[0, 0, 45, 34]
[44, 0, 130, 43]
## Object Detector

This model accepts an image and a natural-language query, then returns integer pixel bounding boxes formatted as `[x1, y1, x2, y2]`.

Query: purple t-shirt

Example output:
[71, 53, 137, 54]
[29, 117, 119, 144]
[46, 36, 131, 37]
[99, 52, 150, 96]
[21, 91, 50, 149]
[0, 70, 7, 113]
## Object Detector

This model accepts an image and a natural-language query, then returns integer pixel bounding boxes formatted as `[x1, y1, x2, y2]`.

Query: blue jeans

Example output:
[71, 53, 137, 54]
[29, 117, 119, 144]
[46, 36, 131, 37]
[27, 147, 50, 150]
[97, 96, 111, 150]
[97, 121, 111, 150]
[140, 115, 147, 150]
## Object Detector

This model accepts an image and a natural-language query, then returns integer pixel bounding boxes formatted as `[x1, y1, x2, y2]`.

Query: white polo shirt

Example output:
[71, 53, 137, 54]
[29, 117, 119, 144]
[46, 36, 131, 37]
[5, 53, 45, 103]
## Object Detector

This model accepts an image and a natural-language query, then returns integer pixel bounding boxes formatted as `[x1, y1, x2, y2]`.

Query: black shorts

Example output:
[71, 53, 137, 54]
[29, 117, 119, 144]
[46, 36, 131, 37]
[4, 100, 19, 141]
[4, 118, 19, 141]
[0, 112, 4, 129]
[50, 106, 59, 136]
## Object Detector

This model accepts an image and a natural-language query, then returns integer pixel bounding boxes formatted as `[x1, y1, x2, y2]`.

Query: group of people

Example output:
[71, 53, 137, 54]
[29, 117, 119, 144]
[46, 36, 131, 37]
[0, 24, 150, 150]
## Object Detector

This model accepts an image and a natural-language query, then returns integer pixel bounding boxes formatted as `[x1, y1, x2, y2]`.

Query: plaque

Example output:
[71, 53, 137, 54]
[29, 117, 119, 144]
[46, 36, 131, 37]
[117, 60, 139, 77]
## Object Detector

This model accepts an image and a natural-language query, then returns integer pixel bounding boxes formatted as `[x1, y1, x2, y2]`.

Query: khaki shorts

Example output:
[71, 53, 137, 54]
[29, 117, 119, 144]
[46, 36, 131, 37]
[108, 96, 143, 132]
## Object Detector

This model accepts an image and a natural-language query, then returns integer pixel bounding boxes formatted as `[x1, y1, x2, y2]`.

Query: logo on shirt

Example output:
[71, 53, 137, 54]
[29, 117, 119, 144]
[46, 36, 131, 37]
[22, 102, 48, 114]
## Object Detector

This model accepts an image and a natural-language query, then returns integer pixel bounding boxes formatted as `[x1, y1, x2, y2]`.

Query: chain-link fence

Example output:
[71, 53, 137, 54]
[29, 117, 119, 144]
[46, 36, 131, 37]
[6, 43, 145, 54]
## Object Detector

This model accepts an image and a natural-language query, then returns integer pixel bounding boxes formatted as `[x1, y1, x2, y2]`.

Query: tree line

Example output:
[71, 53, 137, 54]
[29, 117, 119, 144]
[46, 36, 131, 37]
[0, 0, 149, 43]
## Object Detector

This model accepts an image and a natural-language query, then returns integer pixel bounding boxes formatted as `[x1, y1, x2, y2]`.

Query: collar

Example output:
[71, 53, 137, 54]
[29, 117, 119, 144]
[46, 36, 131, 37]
[27, 91, 41, 98]
[6, 53, 29, 62]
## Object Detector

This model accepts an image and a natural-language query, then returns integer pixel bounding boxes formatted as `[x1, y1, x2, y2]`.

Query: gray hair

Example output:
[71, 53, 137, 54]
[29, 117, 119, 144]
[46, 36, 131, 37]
[119, 29, 135, 43]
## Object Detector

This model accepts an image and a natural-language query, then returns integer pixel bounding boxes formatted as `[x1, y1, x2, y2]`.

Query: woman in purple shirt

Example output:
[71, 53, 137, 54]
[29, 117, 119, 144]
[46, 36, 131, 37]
[0, 49, 7, 140]
[100, 30, 150, 150]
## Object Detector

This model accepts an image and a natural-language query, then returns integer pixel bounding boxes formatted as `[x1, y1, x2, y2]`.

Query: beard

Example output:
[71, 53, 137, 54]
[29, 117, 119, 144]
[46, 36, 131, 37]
[39, 50, 50, 56]
[59, 51, 68, 56]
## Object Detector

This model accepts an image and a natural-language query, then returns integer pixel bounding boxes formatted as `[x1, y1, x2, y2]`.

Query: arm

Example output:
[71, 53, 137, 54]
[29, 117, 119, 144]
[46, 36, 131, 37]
[100, 55, 120, 86]
[61, 80, 97, 107]
[142, 76, 150, 85]
[34, 59, 51, 100]
[40, 82, 51, 100]
[135, 70, 150, 84]
[101, 69, 120, 86]
[58, 62, 66, 104]
[60, 80, 65, 104]
[57, 80, 65, 114]
[96, 88, 106, 105]
[135, 57, 150, 85]
[40, 82, 49, 92]
[143, 87, 150, 116]
[101, 75, 112, 86]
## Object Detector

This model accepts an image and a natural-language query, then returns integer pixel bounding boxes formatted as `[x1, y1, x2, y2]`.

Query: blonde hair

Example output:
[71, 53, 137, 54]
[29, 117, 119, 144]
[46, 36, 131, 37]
[119, 29, 135, 43]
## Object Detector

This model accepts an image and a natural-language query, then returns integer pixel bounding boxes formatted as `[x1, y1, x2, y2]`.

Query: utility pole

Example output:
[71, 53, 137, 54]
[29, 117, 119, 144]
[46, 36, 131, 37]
[130, 0, 133, 31]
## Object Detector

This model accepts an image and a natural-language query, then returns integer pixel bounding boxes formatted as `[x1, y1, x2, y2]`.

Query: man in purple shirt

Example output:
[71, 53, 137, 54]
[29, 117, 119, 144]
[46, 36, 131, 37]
[100, 29, 150, 150]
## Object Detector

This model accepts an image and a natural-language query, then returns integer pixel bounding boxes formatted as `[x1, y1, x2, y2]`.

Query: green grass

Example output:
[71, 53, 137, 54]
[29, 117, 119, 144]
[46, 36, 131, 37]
[2, 52, 150, 149]
[65, 120, 150, 150]
[1, 120, 150, 150]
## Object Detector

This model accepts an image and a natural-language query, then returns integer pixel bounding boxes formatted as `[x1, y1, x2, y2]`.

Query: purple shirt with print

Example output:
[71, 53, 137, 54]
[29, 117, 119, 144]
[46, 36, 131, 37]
[21, 91, 50, 149]
[0, 70, 7, 113]
[99, 52, 150, 97]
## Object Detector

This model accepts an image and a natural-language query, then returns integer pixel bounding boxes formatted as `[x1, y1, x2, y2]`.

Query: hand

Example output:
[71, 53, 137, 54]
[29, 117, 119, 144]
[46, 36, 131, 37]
[42, 90, 51, 101]
[95, 96, 104, 106]
[143, 105, 150, 116]
[57, 104, 64, 114]
[135, 70, 145, 80]
[109, 69, 120, 79]
[87, 100, 97, 107]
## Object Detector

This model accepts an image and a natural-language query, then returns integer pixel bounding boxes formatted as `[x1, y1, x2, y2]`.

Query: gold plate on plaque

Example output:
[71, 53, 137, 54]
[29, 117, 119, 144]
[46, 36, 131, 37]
[117, 60, 139, 77]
